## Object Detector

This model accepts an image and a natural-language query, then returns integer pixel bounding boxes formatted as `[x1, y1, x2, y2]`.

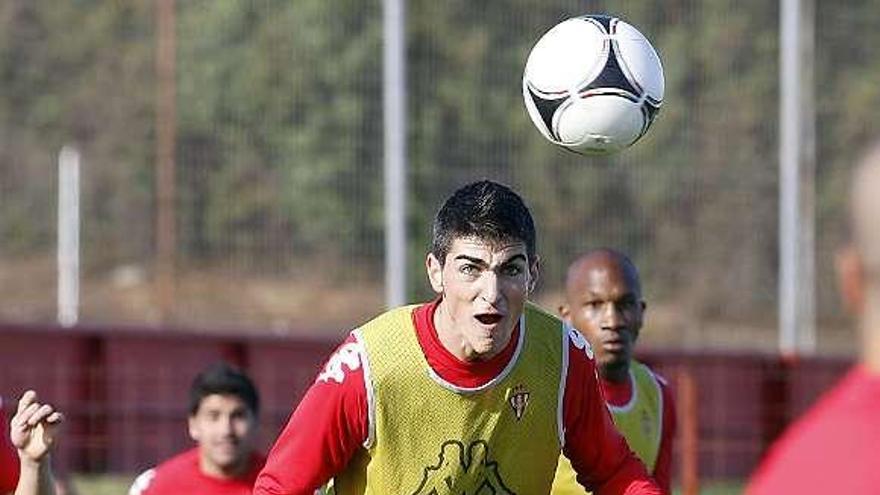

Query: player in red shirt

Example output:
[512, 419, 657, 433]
[254, 180, 660, 494]
[552, 249, 676, 494]
[128, 363, 265, 495]
[8, 390, 63, 495]
[746, 141, 880, 494]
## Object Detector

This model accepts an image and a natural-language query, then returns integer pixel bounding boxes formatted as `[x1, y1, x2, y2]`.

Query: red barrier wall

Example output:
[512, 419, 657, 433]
[0, 323, 853, 482]
[641, 351, 850, 481]
[0, 323, 335, 475]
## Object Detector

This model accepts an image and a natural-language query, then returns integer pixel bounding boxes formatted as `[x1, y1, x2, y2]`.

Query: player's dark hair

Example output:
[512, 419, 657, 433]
[431, 180, 536, 265]
[188, 362, 259, 416]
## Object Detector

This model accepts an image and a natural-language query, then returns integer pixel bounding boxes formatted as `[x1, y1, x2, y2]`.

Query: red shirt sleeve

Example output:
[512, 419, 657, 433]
[253, 335, 368, 495]
[562, 332, 662, 495]
[651, 375, 676, 494]
[0, 400, 21, 494]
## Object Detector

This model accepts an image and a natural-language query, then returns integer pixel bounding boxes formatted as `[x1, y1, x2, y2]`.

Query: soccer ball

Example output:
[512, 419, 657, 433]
[522, 14, 664, 155]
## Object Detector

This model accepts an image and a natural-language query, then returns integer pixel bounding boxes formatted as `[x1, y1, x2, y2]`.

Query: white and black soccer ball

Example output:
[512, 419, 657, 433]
[523, 14, 664, 155]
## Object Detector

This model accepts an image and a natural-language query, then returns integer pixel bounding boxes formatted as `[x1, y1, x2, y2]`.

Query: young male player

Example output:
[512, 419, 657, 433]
[9, 390, 63, 495]
[128, 363, 264, 495]
[551, 249, 676, 494]
[254, 180, 661, 494]
[746, 141, 880, 494]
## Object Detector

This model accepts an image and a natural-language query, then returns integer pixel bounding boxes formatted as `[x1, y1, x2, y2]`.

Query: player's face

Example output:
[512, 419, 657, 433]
[562, 263, 644, 380]
[427, 236, 537, 361]
[188, 393, 257, 478]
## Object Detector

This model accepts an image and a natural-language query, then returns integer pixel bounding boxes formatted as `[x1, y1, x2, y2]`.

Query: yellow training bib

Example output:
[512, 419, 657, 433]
[551, 360, 663, 495]
[333, 303, 567, 495]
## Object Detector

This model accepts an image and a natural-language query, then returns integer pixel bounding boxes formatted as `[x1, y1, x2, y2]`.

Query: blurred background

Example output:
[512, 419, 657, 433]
[1, 0, 878, 493]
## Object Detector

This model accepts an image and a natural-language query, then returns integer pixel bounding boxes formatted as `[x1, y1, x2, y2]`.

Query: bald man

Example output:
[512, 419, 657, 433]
[746, 143, 880, 494]
[552, 249, 676, 494]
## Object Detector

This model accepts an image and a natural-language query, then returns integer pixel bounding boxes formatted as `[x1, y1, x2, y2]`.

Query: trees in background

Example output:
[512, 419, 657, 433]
[0, 0, 877, 328]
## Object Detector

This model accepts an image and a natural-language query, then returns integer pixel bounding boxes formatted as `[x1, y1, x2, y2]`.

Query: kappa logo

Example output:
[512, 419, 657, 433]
[317, 341, 363, 384]
[128, 468, 156, 495]
[566, 324, 594, 360]
[508, 384, 530, 421]
[412, 440, 515, 495]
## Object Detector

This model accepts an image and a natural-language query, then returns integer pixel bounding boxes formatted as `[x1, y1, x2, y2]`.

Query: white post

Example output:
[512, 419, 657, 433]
[384, 0, 407, 308]
[57, 146, 81, 328]
[779, 0, 816, 355]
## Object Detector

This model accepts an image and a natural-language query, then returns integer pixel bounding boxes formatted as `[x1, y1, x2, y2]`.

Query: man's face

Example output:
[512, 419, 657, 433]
[188, 393, 258, 477]
[561, 260, 644, 379]
[427, 236, 537, 361]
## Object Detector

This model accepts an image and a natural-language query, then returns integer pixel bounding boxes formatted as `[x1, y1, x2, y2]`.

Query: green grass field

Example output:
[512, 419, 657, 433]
[70, 474, 133, 495]
[675, 481, 745, 495]
[69, 474, 744, 495]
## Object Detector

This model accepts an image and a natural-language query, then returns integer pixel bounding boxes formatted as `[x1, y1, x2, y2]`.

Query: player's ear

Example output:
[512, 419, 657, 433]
[630, 299, 646, 343]
[559, 303, 571, 322]
[836, 244, 865, 314]
[426, 252, 444, 293]
[187, 415, 200, 442]
[528, 255, 540, 293]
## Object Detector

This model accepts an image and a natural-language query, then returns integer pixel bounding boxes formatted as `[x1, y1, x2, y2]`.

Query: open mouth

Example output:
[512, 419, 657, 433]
[475, 314, 503, 325]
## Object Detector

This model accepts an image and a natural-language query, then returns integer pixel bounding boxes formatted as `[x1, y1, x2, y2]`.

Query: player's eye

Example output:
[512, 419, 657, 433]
[459, 264, 478, 276]
[500, 264, 522, 277]
[618, 299, 637, 311]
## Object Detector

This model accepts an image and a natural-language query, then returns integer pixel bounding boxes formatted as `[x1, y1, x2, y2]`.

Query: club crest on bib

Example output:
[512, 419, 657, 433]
[508, 384, 530, 421]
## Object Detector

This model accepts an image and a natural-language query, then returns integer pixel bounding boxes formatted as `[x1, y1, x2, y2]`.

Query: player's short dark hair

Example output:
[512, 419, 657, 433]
[188, 362, 260, 416]
[431, 180, 536, 265]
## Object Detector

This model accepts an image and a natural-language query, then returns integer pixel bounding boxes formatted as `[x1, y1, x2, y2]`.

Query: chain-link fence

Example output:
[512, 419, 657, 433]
[1, 0, 878, 352]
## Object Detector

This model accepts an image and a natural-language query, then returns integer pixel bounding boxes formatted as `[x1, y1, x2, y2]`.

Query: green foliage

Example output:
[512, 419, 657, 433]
[0, 0, 877, 321]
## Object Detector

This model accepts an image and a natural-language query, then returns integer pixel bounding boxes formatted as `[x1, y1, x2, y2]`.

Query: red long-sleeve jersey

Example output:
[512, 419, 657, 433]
[255, 301, 659, 495]
[746, 365, 880, 494]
